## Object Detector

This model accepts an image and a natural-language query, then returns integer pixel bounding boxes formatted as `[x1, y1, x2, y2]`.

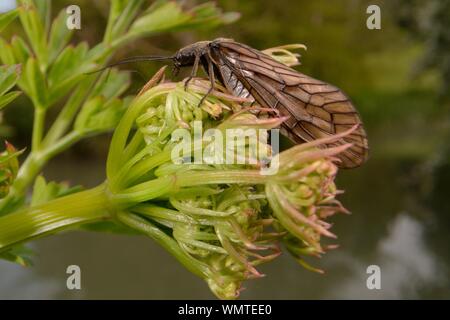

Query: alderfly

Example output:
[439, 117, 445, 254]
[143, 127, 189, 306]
[95, 38, 369, 168]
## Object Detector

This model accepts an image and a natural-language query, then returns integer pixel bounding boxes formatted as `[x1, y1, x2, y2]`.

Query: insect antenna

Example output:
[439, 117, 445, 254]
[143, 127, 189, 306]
[86, 55, 175, 75]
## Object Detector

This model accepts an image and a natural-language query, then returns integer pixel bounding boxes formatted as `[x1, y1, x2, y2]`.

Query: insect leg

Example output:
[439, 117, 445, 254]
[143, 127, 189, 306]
[197, 55, 216, 107]
[172, 65, 180, 77]
[184, 53, 201, 91]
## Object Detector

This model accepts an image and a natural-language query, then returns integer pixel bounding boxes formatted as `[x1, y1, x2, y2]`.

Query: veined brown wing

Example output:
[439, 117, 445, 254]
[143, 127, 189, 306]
[210, 40, 369, 169]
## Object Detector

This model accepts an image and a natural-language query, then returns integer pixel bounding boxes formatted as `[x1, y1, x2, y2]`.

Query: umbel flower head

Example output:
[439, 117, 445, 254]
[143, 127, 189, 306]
[105, 67, 353, 299]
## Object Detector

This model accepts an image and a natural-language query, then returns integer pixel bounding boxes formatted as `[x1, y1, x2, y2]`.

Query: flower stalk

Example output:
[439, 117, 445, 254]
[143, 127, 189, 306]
[0, 185, 110, 252]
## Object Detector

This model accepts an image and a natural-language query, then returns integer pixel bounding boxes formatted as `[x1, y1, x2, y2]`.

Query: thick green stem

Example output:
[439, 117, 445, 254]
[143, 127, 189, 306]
[0, 185, 111, 253]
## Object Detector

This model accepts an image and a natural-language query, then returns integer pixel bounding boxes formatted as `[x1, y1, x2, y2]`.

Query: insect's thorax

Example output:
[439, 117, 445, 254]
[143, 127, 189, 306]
[176, 39, 254, 102]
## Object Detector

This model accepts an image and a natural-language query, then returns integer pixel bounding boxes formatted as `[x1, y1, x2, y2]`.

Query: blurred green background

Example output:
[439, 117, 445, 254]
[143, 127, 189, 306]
[1, 0, 449, 299]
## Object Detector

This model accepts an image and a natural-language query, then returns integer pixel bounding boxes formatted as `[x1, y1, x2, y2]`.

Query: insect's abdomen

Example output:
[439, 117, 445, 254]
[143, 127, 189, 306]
[218, 64, 253, 100]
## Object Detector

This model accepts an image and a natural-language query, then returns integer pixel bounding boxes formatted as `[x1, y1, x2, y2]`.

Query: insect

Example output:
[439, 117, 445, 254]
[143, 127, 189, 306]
[100, 38, 369, 168]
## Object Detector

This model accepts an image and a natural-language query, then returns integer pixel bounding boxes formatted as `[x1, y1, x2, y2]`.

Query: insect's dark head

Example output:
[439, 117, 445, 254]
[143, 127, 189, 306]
[173, 49, 195, 69]
[170, 42, 208, 76]
[173, 41, 211, 68]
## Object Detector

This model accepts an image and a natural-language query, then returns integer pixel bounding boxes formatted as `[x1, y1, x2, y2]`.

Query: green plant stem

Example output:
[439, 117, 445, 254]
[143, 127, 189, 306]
[43, 131, 83, 159]
[112, 175, 177, 205]
[176, 170, 268, 186]
[43, 79, 96, 146]
[107, 89, 173, 180]
[119, 149, 172, 188]
[116, 211, 210, 280]
[113, 170, 268, 205]
[32, 107, 46, 151]
[0, 185, 111, 253]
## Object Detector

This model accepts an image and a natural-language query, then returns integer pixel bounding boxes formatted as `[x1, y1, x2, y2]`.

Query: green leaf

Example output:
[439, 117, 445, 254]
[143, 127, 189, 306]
[128, 0, 191, 36]
[0, 8, 19, 33]
[106, 0, 143, 42]
[48, 9, 74, 64]
[74, 96, 105, 131]
[48, 45, 85, 86]
[10, 36, 32, 64]
[104, 0, 129, 42]
[0, 36, 32, 66]
[47, 43, 97, 105]
[42, 78, 97, 145]
[88, 97, 130, 132]
[110, 0, 130, 20]
[0, 245, 34, 267]
[125, 1, 239, 40]
[75, 95, 131, 133]
[173, 2, 240, 30]
[30, 175, 50, 205]
[31, 175, 82, 206]
[85, 43, 109, 62]
[0, 64, 22, 110]
[0, 91, 21, 110]
[74, 96, 104, 131]
[23, 58, 47, 108]
[90, 68, 131, 101]
[0, 38, 17, 65]
[34, 0, 51, 33]
[17, 0, 48, 66]
[0, 64, 21, 97]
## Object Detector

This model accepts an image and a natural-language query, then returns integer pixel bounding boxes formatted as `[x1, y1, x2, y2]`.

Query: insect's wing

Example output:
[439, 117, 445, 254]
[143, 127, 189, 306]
[211, 40, 369, 169]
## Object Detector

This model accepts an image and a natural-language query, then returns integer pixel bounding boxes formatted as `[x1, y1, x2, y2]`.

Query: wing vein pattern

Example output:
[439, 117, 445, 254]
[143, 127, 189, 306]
[210, 40, 369, 168]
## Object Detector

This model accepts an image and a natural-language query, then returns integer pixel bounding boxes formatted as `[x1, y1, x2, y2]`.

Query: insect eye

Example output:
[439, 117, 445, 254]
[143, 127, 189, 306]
[175, 58, 182, 66]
